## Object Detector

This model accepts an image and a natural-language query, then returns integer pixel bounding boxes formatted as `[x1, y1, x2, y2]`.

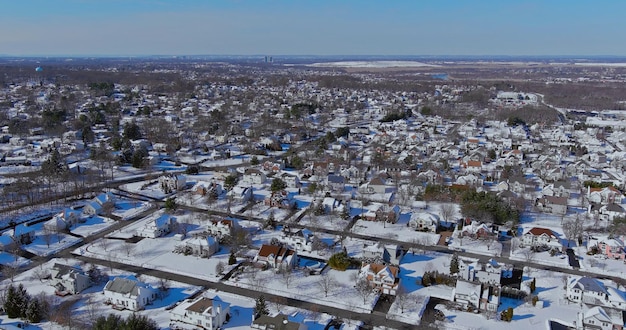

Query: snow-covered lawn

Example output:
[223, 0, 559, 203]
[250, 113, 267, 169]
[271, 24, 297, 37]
[119, 180, 171, 200]
[448, 234, 503, 257]
[227, 266, 378, 314]
[298, 212, 351, 232]
[111, 199, 153, 220]
[0, 251, 30, 267]
[71, 215, 117, 237]
[352, 218, 441, 245]
[22, 222, 83, 257]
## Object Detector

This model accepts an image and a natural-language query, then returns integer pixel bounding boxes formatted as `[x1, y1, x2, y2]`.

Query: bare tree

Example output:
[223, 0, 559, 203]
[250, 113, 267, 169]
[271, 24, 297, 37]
[355, 278, 373, 304]
[99, 238, 109, 251]
[279, 264, 295, 288]
[42, 227, 54, 248]
[522, 248, 536, 263]
[215, 261, 226, 275]
[317, 272, 338, 297]
[394, 285, 411, 313]
[440, 204, 455, 224]
[2, 264, 19, 282]
[123, 242, 134, 257]
[563, 217, 583, 247]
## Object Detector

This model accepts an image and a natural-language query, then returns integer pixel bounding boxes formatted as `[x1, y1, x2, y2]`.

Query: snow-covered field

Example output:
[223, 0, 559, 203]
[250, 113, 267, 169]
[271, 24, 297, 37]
[307, 61, 441, 68]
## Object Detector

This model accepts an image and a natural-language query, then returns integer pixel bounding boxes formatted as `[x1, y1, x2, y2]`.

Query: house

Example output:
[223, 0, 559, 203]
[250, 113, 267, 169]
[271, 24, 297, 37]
[192, 180, 223, 197]
[362, 242, 404, 265]
[170, 295, 230, 330]
[44, 208, 81, 232]
[177, 236, 219, 258]
[251, 314, 307, 330]
[359, 262, 400, 295]
[49, 263, 91, 295]
[589, 236, 626, 261]
[566, 276, 626, 311]
[264, 190, 295, 209]
[460, 221, 494, 239]
[588, 186, 624, 205]
[577, 306, 623, 330]
[536, 195, 568, 215]
[278, 228, 315, 252]
[10, 223, 35, 245]
[136, 214, 174, 238]
[280, 172, 300, 188]
[159, 174, 187, 193]
[408, 212, 439, 232]
[207, 218, 240, 238]
[103, 277, 158, 311]
[0, 235, 15, 252]
[228, 186, 253, 203]
[521, 227, 562, 250]
[241, 169, 266, 185]
[453, 279, 500, 312]
[458, 258, 508, 285]
[254, 244, 297, 270]
[358, 176, 389, 194]
[326, 174, 345, 192]
[83, 192, 116, 216]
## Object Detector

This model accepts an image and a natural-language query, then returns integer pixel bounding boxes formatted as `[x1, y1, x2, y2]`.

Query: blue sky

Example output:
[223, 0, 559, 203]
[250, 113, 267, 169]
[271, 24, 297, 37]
[1, 0, 624, 56]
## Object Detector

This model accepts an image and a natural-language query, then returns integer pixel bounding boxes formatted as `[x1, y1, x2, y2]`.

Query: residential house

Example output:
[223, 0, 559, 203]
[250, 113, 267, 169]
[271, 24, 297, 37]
[254, 244, 297, 270]
[460, 221, 493, 239]
[241, 169, 266, 185]
[362, 243, 404, 265]
[207, 218, 240, 238]
[49, 263, 92, 295]
[103, 277, 158, 311]
[192, 180, 223, 197]
[251, 314, 307, 330]
[458, 258, 507, 286]
[588, 186, 624, 205]
[170, 295, 230, 330]
[136, 214, 174, 238]
[280, 172, 300, 188]
[566, 276, 626, 311]
[264, 190, 295, 209]
[10, 223, 35, 245]
[358, 176, 389, 194]
[178, 236, 219, 258]
[521, 227, 562, 250]
[577, 306, 623, 330]
[359, 262, 400, 295]
[589, 236, 626, 261]
[0, 235, 15, 252]
[82, 192, 116, 217]
[278, 228, 315, 252]
[536, 195, 568, 215]
[228, 186, 253, 203]
[453, 279, 500, 312]
[159, 173, 187, 193]
[408, 212, 439, 233]
[326, 174, 346, 192]
[594, 203, 626, 222]
[362, 203, 401, 223]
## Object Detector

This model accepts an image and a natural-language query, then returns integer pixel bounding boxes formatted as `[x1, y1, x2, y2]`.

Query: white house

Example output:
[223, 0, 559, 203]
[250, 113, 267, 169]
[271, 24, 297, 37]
[567, 276, 626, 311]
[408, 212, 439, 233]
[49, 263, 92, 295]
[362, 242, 404, 265]
[453, 280, 500, 312]
[241, 169, 266, 185]
[177, 236, 219, 258]
[251, 314, 308, 330]
[159, 173, 187, 193]
[521, 227, 562, 250]
[359, 262, 400, 295]
[207, 218, 240, 238]
[170, 295, 230, 330]
[254, 244, 297, 270]
[458, 258, 506, 285]
[103, 277, 158, 311]
[136, 214, 174, 238]
[577, 306, 623, 330]
[278, 228, 315, 252]
[82, 192, 116, 217]
[227, 185, 253, 203]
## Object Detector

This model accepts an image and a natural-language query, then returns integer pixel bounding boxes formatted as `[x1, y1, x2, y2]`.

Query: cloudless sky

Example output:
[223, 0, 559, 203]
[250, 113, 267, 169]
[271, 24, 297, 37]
[1, 0, 625, 56]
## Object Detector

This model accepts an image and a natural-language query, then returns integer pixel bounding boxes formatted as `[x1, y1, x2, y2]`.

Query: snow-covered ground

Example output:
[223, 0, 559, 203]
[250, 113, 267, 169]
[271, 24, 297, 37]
[307, 61, 441, 68]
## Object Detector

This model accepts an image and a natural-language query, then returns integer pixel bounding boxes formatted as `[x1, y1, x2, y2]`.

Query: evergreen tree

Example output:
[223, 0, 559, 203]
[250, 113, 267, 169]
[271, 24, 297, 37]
[16, 284, 30, 319]
[25, 298, 44, 323]
[254, 295, 269, 319]
[122, 313, 158, 330]
[4, 284, 19, 318]
[450, 254, 460, 274]
[228, 251, 237, 265]
[93, 314, 123, 330]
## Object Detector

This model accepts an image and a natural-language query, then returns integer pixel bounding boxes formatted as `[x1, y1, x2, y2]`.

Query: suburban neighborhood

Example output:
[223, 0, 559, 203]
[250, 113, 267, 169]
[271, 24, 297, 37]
[1, 55, 626, 330]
